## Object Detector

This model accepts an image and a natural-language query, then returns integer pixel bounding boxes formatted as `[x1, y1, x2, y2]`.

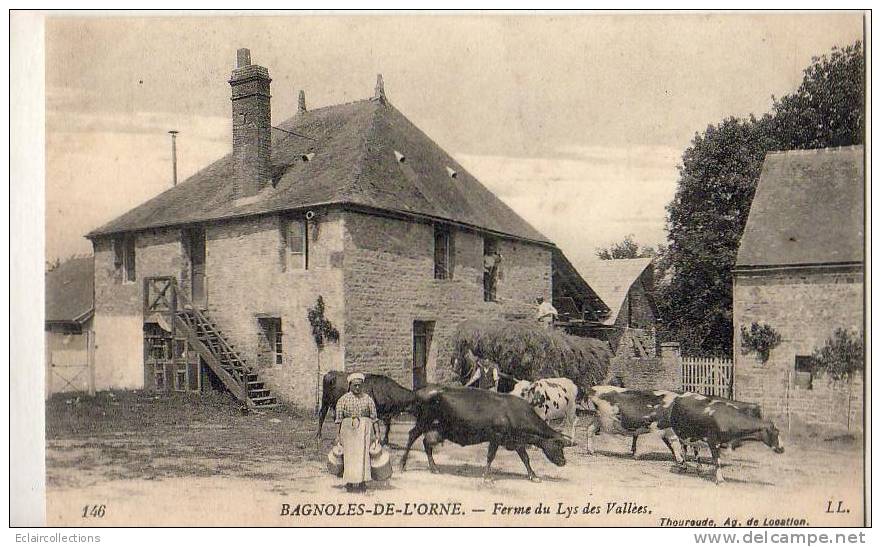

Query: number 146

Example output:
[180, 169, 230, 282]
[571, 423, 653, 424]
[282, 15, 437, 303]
[82, 504, 106, 518]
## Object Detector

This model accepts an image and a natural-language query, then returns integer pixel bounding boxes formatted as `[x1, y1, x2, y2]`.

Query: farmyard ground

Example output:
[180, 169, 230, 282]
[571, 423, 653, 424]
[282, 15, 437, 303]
[45, 391, 864, 526]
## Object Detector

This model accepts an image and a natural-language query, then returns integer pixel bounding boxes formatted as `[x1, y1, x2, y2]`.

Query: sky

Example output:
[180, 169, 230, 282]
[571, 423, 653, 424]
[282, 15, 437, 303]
[45, 13, 864, 268]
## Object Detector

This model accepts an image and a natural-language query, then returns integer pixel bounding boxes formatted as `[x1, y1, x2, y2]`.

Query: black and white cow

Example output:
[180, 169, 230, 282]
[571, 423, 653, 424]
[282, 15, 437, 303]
[511, 378, 579, 438]
[583, 385, 683, 463]
[678, 395, 763, 460]
[669, 393, 784, 484]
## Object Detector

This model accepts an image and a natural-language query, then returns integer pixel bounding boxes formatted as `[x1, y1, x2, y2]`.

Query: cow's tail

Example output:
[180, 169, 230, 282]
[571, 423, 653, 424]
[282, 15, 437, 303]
[316, 373, 338, 439]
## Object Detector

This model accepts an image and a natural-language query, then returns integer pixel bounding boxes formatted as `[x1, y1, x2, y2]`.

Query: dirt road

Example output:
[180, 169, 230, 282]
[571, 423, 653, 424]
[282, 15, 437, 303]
[46, 410, 864, 527]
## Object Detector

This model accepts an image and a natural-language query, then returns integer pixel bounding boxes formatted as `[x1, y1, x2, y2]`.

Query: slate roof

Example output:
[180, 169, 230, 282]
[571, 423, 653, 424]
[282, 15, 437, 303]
[570, 257, 653, 325]
[736, 146, 864, 268]
[45, 256, 94, 324]
[88, 97, 550, 245]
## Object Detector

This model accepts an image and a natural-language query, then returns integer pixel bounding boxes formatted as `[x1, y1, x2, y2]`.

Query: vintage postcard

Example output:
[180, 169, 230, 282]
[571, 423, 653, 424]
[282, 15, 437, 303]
[15, 10, 870, 529]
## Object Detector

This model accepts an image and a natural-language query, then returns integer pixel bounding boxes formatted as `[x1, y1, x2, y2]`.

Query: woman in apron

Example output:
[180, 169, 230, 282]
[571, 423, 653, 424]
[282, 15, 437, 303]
[334, 373, 378, 493]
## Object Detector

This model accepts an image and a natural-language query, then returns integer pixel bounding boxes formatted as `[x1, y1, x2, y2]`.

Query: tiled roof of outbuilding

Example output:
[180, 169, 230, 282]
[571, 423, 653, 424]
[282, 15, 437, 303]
[88, 97, 550, 245]
[45, 256, 94, 324]
[570, 257, 654, 325]
[736, 145, 864, 268]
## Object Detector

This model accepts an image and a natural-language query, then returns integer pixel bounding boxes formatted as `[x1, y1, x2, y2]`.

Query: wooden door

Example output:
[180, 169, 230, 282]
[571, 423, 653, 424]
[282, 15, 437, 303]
[187, 227, 206, 307]
[412, 321, 433, 389]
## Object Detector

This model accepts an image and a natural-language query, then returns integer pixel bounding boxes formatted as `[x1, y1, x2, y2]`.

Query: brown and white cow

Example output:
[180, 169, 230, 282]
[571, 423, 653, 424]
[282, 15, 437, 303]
[511, 378, 579, 438]
[582, 385, 683, 463]
[669, 392, 784, 484]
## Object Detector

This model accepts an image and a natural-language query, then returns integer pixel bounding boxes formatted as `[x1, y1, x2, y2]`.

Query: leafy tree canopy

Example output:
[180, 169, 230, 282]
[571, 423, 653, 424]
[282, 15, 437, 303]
[596, 234, 658, 260]
[661, 41, 863, 356]
[811, 328, 864, 380]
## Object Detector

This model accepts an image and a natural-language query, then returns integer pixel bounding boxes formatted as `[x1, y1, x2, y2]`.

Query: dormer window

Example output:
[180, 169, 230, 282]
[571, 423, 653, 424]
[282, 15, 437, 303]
[394, 150, 406, 163]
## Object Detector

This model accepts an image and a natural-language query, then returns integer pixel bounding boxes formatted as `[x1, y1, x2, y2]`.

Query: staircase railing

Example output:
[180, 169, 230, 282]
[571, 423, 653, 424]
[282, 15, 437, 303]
[144, 276, 254, 406]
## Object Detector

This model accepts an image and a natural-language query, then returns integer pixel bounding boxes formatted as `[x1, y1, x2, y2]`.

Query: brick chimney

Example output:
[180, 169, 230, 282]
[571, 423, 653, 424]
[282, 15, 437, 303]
[229, 48, 272, 198]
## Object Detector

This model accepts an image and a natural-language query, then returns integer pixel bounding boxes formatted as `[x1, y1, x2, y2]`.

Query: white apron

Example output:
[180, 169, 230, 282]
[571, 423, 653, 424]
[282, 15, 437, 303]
[339, 417, 372, 484]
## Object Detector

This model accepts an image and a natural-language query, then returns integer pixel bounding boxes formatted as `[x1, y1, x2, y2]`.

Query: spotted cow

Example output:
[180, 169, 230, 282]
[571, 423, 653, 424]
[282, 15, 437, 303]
[511, 378, 579, 438]
[669, 392, 784, 484]
[679, 395, 763, 460]
[583, 385, 683, 463]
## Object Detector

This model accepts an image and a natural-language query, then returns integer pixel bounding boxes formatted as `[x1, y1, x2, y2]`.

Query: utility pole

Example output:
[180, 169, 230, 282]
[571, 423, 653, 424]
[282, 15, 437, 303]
[168, 130, 179, 186]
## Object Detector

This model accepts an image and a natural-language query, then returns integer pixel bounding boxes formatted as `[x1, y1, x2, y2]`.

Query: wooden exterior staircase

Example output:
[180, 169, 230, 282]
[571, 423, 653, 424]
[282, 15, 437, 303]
[144, 276, 277, 409]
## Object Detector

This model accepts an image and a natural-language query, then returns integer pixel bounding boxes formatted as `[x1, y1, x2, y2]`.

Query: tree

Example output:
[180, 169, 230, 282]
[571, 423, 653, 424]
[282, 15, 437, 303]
[661, 42, 864, 356]
[595, 234, 656, 260]
[307, 296, 340, 413]
[771, 42, 865, 151]
[811, 329, 864, 380]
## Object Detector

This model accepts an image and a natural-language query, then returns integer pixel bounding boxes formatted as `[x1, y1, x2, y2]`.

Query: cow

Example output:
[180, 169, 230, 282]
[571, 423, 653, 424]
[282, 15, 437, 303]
[582, 385, 683, 463]
[400, 386, 577, 482]
[669, 392, 784, 484]
[678, 395, 763, 461]
[511, 378, 579, 438]
[316, 371, 417, 447]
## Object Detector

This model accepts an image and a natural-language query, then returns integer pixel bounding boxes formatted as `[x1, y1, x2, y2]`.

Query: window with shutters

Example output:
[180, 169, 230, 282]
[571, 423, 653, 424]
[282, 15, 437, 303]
[114, 235, 136, 284]
[285, 217, 308, 270]
[257, 317, 283, 367]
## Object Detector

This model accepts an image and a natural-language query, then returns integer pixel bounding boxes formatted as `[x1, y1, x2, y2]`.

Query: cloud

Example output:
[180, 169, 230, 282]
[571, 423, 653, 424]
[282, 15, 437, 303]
[45, 107, 682, 271]
[45, 109, 230, 260]
[454, 145, 681, 268]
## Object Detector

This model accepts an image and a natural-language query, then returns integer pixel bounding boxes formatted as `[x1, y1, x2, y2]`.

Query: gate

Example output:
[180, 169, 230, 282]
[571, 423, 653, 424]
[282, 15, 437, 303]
[681, 356, 733, 398]
[47, 330, 95, 396]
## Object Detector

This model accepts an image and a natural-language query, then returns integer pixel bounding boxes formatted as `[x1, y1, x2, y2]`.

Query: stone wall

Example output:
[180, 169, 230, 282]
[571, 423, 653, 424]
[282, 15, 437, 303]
[92, 229, 185, 390]
[92, 212, 347, 410]
[204, 212, 346, 410]
[91, 207, 554, 409]
[614, 269, 656, 330]
[733, 266, 864, 434]
[605, 331, 680, 391]
[342, 210, 552, 388]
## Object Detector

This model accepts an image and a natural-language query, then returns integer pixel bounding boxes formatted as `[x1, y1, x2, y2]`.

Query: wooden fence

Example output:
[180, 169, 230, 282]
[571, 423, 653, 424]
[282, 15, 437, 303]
[681, 356, 733, 398]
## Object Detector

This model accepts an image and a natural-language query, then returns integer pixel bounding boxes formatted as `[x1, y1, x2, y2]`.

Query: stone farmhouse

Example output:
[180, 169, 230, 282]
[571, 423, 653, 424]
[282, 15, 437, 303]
[86, 49, 559, 410]
[733, 145, 864, 433]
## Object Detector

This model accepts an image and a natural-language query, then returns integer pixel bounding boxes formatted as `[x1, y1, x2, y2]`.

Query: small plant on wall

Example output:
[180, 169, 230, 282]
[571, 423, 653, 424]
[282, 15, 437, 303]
[740, 322, 782, 364]
[810, 328, 864, 381]
[307, 296, 340, 350]
[308, 296, 340, 413]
